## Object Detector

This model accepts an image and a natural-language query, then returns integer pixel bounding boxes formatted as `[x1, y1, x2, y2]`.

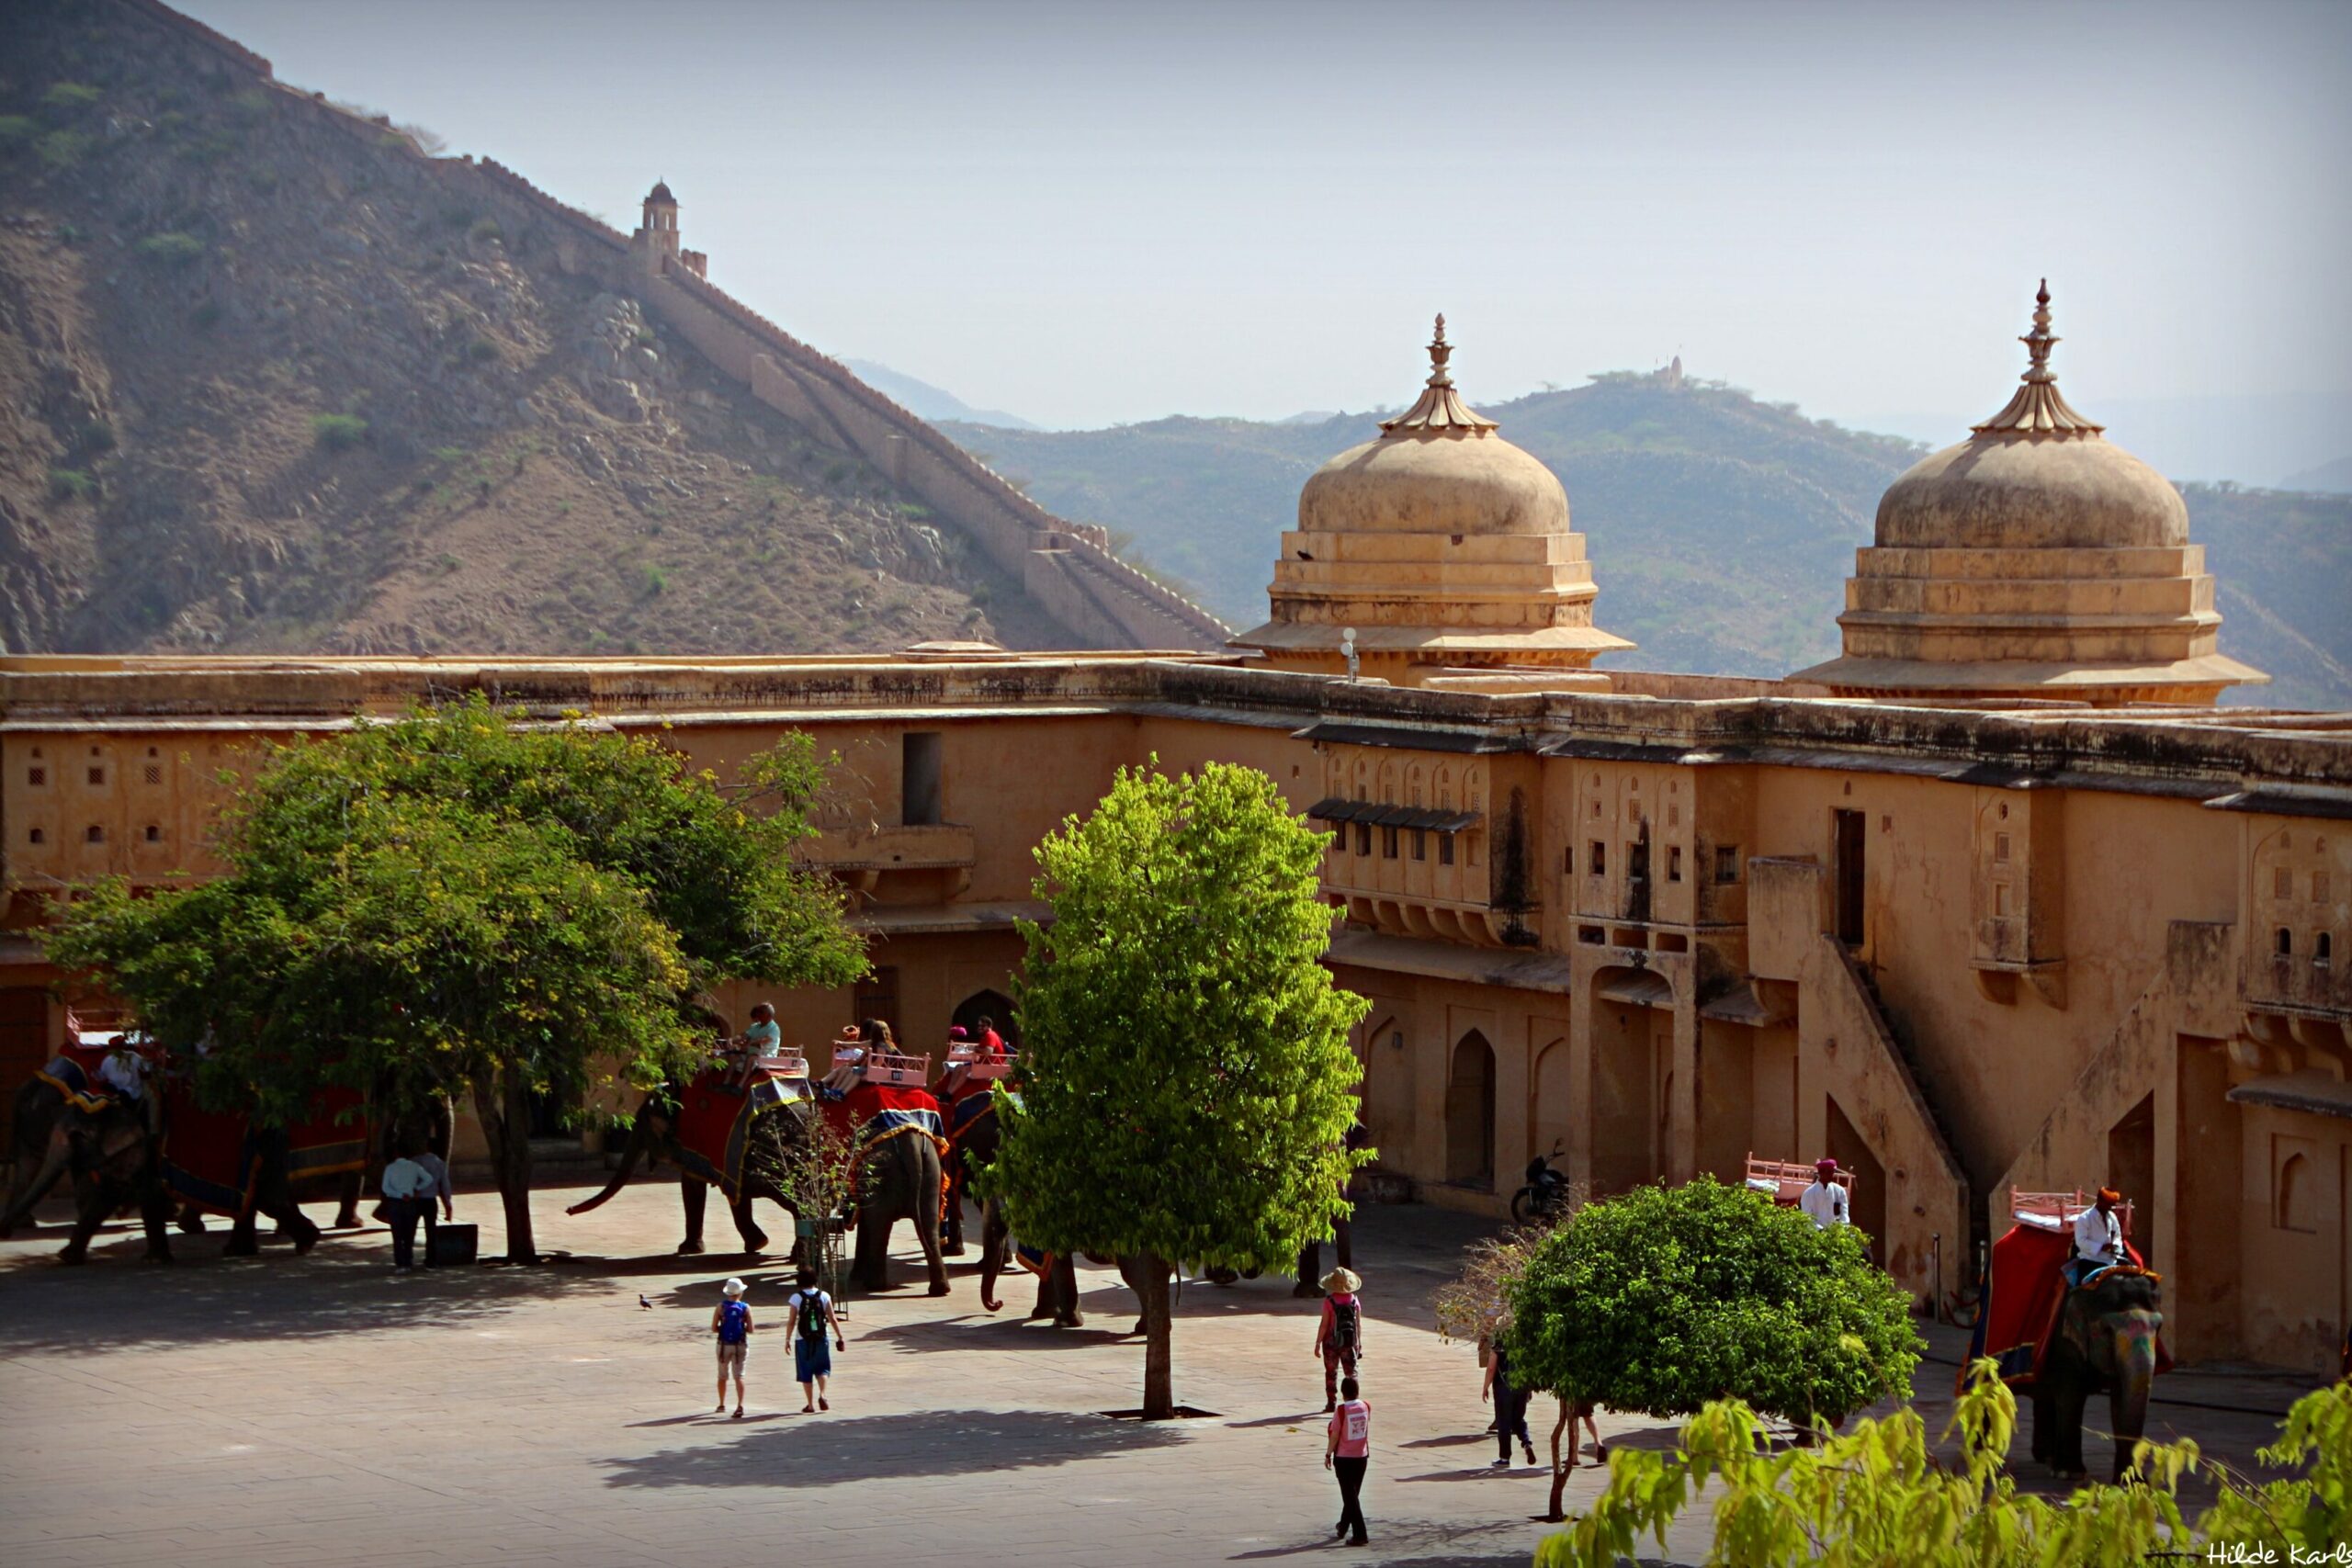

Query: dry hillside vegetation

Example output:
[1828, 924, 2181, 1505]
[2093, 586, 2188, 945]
[0, 0, 1062, 657]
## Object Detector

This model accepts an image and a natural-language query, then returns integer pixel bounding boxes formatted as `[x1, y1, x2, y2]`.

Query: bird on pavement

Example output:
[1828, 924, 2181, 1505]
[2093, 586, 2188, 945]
[639, 1293, 653, 1311]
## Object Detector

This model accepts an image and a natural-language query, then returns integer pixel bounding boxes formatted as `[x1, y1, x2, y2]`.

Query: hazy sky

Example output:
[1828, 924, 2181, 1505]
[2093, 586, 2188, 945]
[187, 0, 2351, 451]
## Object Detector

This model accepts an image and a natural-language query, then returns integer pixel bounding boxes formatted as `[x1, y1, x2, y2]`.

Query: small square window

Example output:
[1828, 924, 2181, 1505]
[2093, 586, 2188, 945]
[1995, 833, 2012, 863]
[1382, 826, 1399, 860]
[1562, 845, 1575, 875]
[1438, 834, 1454, 867]
[85, 825, 104, 844]
[1354, 823, 1371, 857]
[1411, 829, 1426, 862]
[2276, 927, 2293, 956]
[2316, 932, 2334, 965]
[1668, 846, 1682, 883]
[26, 767, 44, 786]
[86, 767, 106, 786]
[143, 825, 163, 843]
[28, 828, 44, 845]
[1715, 845, 1742, 884]
[142, 765, 162, 786]
[1589, 840, 1607, 877]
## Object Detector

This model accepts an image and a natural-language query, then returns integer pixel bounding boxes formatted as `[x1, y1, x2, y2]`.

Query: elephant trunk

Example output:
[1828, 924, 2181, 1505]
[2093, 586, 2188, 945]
[2109, 1312, 2161, 1480]
[565, 1114, 650, 1216]
[0, 1129, 71, 1236]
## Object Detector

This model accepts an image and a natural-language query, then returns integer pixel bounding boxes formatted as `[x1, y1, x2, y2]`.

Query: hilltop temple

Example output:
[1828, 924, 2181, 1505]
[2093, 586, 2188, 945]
[2, 283, 2345, 1376]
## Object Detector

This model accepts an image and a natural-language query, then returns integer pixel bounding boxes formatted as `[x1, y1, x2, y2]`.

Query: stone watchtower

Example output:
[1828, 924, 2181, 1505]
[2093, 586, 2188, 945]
[631, 179, 707, 278]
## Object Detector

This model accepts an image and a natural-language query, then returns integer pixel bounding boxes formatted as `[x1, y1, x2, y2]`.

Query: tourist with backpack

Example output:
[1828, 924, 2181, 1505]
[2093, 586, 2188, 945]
[710, 1277, 753, 1418]
[1482, 1332, 1538, 1468]
[1324, 1373, 1372, 1546]
[1313, 1267, 1365, 1412]
[786, 1264, 846, 1413]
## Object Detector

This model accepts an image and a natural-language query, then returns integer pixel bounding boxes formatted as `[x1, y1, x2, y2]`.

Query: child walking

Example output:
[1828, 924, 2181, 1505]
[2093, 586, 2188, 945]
[1324, 1373, 1372, 1547]
[786, 1264, 846, 1413]
[710, 1277, 752, 1418]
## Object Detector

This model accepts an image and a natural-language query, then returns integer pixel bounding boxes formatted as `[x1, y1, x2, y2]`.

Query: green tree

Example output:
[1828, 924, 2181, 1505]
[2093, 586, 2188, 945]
[1540, 1361, 2352, 1567]
[49, 696, 866, 1259]
[1505, 1178, 1920, 1431]
[987, 760, 1371, 1418]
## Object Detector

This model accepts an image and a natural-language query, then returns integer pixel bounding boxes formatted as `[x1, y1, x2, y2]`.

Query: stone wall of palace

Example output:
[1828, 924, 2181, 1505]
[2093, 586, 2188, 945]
[1, 653, 2347, 1371]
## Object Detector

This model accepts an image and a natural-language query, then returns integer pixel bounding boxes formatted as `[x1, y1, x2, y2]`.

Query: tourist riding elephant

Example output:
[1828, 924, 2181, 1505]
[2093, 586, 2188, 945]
[176, 1091, 451, 1243]
[849, 1121, 951, 1296]
[2030, 1267, 2164, 1482]
[7, 1095, 175, 1264]
[567, 1077, 813, 1255]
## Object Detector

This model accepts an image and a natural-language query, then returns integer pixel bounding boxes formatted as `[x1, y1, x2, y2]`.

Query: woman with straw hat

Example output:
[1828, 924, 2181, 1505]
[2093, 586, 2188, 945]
[709, 1277, 753, 1419]
[1312, 1266, 1365, 1413]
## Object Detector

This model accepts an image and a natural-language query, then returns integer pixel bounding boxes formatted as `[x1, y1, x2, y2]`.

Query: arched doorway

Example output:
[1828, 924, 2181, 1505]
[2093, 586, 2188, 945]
[1530, 1035, 1573, 1175]
[1446, 1031, 1497, 1190]
[951, 989, 1020, 1048]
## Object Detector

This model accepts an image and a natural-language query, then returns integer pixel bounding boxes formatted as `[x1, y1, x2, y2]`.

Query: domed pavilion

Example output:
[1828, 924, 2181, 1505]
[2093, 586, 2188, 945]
[1792, 284, 2267, 706]
[1230, 316, 1631, 688]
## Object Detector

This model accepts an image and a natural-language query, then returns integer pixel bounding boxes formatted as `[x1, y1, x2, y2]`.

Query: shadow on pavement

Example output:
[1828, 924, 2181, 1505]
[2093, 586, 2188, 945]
[1227, 1515, 1535, 1562]
[596, 1406, 1184, 1489]
[855, 1314, 1137, 1354]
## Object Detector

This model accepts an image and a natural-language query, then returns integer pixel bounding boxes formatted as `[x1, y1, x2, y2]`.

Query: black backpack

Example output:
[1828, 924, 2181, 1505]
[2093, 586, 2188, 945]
[796, 1290, 828, 1342]
[1329, 1297, 1360, 1354]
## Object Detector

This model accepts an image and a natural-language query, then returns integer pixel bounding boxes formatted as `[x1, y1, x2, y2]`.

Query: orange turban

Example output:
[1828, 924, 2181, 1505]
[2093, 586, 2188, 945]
[2098, 1187, 2121, 1202]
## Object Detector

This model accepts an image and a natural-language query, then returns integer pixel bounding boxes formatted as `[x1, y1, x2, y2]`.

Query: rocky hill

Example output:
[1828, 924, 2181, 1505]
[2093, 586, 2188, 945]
[950, 374, 2352, 709]
[0, 0, 1136, 658]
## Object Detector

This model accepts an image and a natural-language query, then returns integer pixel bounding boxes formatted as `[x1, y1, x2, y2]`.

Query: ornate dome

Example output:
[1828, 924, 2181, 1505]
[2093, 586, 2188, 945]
[1792, 284, 2265, 705]
[1231, 316, 1629, 684]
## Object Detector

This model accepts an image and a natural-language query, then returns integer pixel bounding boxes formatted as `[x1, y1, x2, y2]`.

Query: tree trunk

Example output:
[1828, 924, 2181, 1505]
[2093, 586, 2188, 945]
[474, 1072, 537, 1262]
[1545, 1396, 1575, 1521]
[1122, 1253, 1176, 1419]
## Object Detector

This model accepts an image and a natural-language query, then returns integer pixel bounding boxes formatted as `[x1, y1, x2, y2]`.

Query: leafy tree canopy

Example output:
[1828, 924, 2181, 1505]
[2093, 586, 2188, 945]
[1504, 1177, 1920, 1425]
[989, 759, 1372, 1276]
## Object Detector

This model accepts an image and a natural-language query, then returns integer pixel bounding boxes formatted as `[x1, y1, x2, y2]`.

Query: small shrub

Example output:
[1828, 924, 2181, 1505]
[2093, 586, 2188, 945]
[35, 130, 91, 170]
[639, 563, 668, 597]
[466, 337, 499, 363]
[0, 115, 37, 152]
[431, 446, 469, 465]
[311, 413, 368, 451]
[47, 468, 96, 502]
[243, 166, 278, 195]
[435, 553, 461, 574]
[73, 419, 115, 456]
[190, 301, 222, 331]
[133, 231, 204, 268]
[468, 216, 502, 244]
[228, 89, 272, 121]
[823, 462, 849, 486]
[41, 83, 102, 112]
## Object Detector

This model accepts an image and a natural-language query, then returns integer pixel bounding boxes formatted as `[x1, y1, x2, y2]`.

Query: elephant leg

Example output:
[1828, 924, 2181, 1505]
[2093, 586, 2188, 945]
[2028, 1386, 2052, 1465]
[58, 1176, 108, 1265]
[140, 1178, 175, 1265]
[678, 1179, 709, 1255]
[978, 1203, 1007, 1313]
[853, 1201, 890, 1292]
[1051, 1254, 1083, 1329]
[2050, 1378, 2089, 1478]
[1293, 1238, 1323, 1298]
[177, 1201, 207, 1235]
[729, 1191, 769, 1256]
[224, 1204, 260, 1257]
[268, 1191, 321, 1255]
[943, 1168, 967, 1258]
[917, 1185, 950, 1298]
[332, 1170, 362, 1231]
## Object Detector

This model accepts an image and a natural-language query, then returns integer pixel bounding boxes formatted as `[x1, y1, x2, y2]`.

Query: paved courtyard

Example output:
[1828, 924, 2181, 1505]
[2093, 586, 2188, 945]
[0, 1183, 2322, 1568]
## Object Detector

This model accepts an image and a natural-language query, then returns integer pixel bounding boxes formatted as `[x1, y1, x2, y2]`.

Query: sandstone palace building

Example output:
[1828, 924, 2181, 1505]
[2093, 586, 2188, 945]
[1, 164, 2346, 1377]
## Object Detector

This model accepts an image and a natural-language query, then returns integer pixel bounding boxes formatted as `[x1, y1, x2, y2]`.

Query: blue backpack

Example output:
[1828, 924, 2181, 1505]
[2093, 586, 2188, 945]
[718, 1299, 751, 1345]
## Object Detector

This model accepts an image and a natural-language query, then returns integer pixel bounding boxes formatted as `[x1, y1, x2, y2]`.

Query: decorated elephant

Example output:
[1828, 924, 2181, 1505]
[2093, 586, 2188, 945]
[567, 1070, 814, 1255]
[2030, 1267, 2165, 1482]
[838, 1091, 951, 1297]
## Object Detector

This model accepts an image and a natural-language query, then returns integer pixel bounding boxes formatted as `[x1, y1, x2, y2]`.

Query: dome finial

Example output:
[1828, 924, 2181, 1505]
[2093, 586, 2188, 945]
[1381, 312, 1498, 435]
[1972, 278, 2102, 438]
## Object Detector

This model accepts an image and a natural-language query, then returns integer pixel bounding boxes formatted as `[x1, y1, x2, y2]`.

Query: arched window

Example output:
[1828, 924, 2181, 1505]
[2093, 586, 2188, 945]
[1444, 1032, 1497, 1190]
[2277, 1151, 2316, 1232]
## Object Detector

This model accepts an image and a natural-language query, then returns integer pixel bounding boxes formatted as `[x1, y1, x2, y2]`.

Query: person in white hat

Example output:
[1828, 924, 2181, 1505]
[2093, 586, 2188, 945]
[710, 1277, 753, 1418]
[1313, 1267, 1365, 1413]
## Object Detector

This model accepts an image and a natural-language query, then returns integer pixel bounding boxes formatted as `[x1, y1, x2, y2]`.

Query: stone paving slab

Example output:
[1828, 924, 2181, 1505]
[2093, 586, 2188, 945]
[0, 1183, 2324, 1567]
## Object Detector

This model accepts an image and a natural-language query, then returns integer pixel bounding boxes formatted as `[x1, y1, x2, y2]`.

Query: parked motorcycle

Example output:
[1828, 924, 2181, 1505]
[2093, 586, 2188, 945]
[1510, 1140, 1571, 1225]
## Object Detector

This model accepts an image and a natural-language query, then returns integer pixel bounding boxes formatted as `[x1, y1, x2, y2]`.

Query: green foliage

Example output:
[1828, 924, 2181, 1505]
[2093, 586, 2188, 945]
[48, 700, 865, 1258]
[639, 563, 668, 597]
[1537, 1362, 2352, 1567]
[190, 301, 222, 332]
[1504, 1177, 1919, 1425]
[35, 130, 91, 169]
[42, 82, 101, 111]
[47, 468, 96, 502]
[990, 758, 1371, 1271]
[469, 216, 503, 243]
[311, 412, 369, 451]
[133, 231, 205, 267]
[466, 337, 500, 363]
[0, 115, 38, 151]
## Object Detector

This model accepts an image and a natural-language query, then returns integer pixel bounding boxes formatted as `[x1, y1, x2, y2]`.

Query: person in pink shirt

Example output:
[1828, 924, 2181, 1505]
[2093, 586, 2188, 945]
[1313, 1267, 1364, 1412]
[1324, 1374, 1371, 1546]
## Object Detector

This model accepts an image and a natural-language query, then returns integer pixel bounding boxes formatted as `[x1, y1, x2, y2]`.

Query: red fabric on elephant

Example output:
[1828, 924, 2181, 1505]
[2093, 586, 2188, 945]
[284, 1087, 368, 1183]
[1962, 1221, 2157, 1391]
[671, 1066, 808, 1201]
[161, 1079, 370, 1217]
[818, 1082, 944, 1145]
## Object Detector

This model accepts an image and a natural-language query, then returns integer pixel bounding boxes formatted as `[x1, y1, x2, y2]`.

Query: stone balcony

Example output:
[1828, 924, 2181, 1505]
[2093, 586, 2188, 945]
[797, 822, 977, 905]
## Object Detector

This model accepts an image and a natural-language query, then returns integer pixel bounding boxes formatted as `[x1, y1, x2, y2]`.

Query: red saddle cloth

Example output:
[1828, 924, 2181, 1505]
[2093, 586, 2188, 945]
[162, 1080, 368, 1217]
[1962, 1221, 2167, 1392]
[671, 1066, 809, 1202]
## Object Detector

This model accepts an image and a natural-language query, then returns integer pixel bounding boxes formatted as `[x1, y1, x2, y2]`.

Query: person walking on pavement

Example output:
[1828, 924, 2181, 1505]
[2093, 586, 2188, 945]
[1482, 1334, 1537, 1468]
[1314, 1267, 1365, 1412]
[379, 1140, 433, 1273]
[786, 1264, 846, 1413]
[1325, 1373, 1372, 1547]
[711, 1277, 753, 1418]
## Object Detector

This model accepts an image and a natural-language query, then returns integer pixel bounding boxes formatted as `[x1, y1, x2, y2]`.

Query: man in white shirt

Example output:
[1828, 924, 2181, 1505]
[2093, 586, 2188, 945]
[379, 1144, 433, 1272]
[2068, 1187, 2126, 1285]
[1798, 1158, 1849, 1229]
